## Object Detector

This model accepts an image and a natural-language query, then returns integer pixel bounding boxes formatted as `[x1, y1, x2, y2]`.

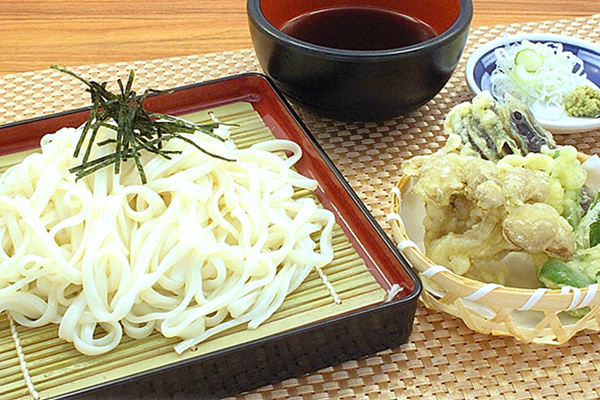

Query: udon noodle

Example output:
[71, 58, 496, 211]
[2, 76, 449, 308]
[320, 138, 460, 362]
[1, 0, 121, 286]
[0, 120, 335, 355]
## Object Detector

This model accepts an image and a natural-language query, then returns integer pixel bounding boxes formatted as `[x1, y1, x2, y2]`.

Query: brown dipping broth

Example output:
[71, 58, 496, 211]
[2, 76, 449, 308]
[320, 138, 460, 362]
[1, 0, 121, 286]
[280, 6, 437, 51]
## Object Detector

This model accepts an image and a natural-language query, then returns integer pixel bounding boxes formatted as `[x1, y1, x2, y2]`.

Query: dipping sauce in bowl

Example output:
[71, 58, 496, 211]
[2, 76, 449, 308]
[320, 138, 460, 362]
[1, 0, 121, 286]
[247, 0, 473, 121]
[280, 7, 437, 51]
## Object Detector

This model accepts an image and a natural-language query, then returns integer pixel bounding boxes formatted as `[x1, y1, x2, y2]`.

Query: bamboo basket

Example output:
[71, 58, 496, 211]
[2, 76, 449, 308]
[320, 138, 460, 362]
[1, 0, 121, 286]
[388, 153, 600, 345]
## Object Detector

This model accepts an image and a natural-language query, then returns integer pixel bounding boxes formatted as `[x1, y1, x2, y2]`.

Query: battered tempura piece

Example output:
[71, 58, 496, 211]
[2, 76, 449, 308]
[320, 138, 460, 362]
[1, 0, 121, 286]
[402, 142, 583, 284]
[444, 91, 556, 161]
[503, 203, 575, 259]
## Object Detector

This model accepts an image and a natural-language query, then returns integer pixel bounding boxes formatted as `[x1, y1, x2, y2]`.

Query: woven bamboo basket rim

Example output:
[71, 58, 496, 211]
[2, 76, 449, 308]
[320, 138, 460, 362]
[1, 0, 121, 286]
[389, 151, 600, 313]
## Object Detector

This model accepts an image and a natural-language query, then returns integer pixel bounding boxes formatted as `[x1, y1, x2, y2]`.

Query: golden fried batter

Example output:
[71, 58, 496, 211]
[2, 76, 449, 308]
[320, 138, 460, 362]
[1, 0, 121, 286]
[402, 142, 581, 283]
[503, 203, 575, 259]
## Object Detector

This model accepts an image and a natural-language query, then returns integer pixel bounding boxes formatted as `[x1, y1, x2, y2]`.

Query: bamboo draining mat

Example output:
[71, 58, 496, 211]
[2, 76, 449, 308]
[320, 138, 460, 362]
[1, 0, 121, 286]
[1, 13, 600, 400]
[0, 102, 386, 400]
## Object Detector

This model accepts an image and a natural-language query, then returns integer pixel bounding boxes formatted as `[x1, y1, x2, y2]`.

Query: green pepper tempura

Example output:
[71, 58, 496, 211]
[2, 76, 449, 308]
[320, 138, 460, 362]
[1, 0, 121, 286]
[538, 190, 600, 290]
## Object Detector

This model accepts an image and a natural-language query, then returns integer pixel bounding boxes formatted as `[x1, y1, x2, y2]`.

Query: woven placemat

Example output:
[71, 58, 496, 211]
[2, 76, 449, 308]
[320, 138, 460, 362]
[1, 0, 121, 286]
[2, 13, 600, 400]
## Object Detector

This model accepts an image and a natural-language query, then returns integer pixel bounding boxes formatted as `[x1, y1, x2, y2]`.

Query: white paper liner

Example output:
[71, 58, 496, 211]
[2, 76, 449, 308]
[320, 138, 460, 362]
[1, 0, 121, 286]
[583, 155, 600, 191]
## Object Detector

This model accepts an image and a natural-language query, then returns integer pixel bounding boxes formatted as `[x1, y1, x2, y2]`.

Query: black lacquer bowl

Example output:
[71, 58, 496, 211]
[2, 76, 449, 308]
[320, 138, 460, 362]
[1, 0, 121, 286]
[247, 0, 473, 121]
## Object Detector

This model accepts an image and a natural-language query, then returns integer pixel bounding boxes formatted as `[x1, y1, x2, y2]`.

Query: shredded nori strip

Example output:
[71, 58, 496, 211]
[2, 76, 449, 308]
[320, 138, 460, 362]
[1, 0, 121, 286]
[52, 65, 235, 184]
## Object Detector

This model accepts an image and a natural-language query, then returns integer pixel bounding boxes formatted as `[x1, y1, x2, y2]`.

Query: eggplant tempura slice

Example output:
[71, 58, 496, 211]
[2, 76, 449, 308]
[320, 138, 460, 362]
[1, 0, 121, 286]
[503, 95, 556, 154]
[444, 91, 556, 161]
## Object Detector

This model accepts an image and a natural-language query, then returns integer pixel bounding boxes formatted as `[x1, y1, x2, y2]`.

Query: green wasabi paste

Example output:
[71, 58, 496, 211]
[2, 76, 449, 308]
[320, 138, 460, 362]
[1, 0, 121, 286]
[563, 85, 600, 118]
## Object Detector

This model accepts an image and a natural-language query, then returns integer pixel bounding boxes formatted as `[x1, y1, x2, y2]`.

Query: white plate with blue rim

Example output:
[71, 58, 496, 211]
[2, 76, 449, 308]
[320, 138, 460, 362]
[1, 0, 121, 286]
[465, 33, 600, 134]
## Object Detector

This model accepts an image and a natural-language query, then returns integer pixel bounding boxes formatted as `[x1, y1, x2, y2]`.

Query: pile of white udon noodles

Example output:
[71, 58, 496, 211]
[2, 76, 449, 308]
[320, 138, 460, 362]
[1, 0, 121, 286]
[0, 120, 335, 355]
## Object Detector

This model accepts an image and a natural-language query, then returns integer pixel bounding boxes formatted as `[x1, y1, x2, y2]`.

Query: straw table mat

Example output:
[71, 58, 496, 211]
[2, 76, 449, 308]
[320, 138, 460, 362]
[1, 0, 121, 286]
[2, 13, 600, 400]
